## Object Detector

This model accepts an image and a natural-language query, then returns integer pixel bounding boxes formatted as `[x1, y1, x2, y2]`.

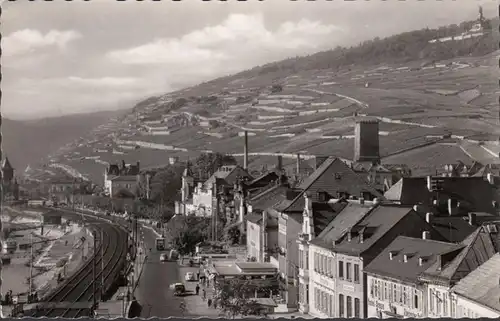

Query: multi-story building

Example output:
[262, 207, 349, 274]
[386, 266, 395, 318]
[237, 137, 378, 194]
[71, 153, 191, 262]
[450, 253, 500, 318]
[307, 203, 444, 318]
[364, 235, 461, 318]
[271, 157, 384, 311]
[417, 225, 498, 319]
[103, 160, 140, 197]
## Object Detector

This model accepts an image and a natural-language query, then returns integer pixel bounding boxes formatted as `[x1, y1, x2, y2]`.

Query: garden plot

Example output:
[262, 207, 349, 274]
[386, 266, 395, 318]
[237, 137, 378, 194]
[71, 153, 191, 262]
[379, 127, 448, 157]
[458, 141, 500, 164]
[418, 117, 500, 135]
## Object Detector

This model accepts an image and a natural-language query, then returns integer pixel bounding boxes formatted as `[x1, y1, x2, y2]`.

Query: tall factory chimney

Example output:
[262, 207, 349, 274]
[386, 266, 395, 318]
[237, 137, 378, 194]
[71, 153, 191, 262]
[243, 131, 249, 170]
[296, 153, 301, 175]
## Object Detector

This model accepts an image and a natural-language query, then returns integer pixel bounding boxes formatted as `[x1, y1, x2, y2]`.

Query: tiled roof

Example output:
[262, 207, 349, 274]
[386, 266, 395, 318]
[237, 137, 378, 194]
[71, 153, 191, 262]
[425, 215, 491, 243]
[276, 157, 383, 214]
[364, 236, 462, 283]
[110, 175, 137, 182]
[246, 213, 278, 228]
[451, 253, 500, 313]
[204, 165, 251, 188]
[419, 226, 497, 286]
[384, 176, 500, 214]
[249, 185, 290, 212]
[310, 202, 375, 250]
[311, 200, 349, 236]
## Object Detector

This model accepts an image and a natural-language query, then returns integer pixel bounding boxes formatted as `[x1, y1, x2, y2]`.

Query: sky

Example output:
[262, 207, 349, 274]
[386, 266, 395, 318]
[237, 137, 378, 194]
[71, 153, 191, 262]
[1, 0, 497, 120]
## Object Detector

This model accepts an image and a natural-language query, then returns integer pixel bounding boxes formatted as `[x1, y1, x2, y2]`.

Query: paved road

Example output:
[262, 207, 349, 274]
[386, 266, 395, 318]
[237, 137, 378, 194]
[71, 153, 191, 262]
[135, 225, 185, 318]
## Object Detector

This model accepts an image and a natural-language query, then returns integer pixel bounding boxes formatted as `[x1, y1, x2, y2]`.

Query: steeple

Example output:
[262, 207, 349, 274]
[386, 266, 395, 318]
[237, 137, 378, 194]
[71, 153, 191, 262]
[2, 157, 13, 170]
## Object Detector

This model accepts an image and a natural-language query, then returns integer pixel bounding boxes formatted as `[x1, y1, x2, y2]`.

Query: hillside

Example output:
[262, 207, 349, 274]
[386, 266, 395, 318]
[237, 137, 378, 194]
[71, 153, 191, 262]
[30, 17, 500, 184]
[2, 110, 128, 174]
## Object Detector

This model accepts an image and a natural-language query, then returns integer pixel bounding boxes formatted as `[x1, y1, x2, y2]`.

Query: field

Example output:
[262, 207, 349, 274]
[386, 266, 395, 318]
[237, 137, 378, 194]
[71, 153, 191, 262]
[39, 49, 500, 184]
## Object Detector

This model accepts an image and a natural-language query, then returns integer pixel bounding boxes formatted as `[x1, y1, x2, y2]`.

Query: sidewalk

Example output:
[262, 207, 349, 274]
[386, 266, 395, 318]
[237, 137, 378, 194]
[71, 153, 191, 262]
[178, 264, 221, 318]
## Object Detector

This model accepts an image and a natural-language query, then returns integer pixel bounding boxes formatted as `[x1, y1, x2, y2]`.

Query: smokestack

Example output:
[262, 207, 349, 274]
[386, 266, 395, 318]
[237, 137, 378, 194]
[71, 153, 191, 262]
[243, 131, 249, 170]
[468, 213, 477, 226]
[296, 153, 301, 175]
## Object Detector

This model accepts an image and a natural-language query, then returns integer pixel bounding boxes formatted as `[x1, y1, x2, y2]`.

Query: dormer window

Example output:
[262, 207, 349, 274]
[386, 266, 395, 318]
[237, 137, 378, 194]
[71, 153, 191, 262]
[317, 191, 328, 202]
[334, 173, 342, 180]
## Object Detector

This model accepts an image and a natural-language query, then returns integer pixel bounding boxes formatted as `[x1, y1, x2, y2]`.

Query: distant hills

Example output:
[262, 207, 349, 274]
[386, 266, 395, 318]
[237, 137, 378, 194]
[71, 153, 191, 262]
[2, 110, 128, 174]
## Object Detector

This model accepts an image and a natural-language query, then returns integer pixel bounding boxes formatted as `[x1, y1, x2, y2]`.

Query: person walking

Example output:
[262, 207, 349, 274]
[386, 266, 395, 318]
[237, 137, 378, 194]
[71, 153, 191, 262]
[202, 289, 206, 301]
[195, 284, 200, 295]
[207, 298, 212, 308]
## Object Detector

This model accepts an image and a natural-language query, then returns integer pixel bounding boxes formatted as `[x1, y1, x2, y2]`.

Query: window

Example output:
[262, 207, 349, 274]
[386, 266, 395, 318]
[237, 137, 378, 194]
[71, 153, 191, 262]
[429, 289, 435, 312]
[443, 293, 448, 315]
[305, 251, 309, 270]
[315, 288, 319, 310]
[318, 191, 328, 202]
[339, 294, 344, 317]
[329, 294, 334, 317]
[346, 296, 352, 318]
[393, 284, 397, 303]
[327, 257, 332, 276]
[298, 249, 303, 269]
[334, 173, 342, 180]
[306, 285, 309, 303]
[369, 279, 374, 297]
[354, 264, 359, 283]
[414, 291, 419, 310]
[338, 261, 344, 278]
[314, 253, 319, 272]
[346, 262, 352, 281]
[354, 298, 360, 318]
[384, 282, 388, 301]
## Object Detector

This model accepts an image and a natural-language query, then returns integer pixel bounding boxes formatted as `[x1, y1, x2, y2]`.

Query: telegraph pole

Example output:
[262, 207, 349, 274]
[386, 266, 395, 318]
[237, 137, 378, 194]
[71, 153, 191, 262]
[101, 229, 104, 300]
[29, 234, 33, 297]
[92, 230, 97, 310]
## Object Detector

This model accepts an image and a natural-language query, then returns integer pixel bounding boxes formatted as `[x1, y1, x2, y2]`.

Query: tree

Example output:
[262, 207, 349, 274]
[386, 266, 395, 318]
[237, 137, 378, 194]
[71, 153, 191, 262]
[166, 215, 210, 255]
[148, 165, 184, 208]
[214, 278, 268, 318]
[192, 153, 237, 179]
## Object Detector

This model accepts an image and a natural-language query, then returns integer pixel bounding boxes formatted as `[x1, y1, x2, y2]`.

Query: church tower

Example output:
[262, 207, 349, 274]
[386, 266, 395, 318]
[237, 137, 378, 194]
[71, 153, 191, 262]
[2, 157, 14, 184]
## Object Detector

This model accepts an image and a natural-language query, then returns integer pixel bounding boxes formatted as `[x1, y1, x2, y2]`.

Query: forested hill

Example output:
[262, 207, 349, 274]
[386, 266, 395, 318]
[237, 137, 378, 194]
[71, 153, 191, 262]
[203, 15, 498, 83]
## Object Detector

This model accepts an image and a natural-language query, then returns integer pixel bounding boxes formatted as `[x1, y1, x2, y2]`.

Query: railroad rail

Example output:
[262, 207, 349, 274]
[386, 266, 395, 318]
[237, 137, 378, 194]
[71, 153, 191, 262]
[26, 212, 128, 318]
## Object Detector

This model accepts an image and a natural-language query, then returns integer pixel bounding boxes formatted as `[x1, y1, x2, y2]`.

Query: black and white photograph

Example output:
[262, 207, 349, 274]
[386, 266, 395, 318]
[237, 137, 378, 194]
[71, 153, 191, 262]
[0, 0, 499, 319]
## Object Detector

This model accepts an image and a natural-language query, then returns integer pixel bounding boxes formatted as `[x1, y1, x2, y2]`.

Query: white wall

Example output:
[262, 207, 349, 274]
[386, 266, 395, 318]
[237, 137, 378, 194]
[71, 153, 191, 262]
[427, 284, 452, 318]
[246, 220, 261, 261]
[453, 294, 500, 318]
[308, 244, 336, 318]
[367, 275, 425, 318]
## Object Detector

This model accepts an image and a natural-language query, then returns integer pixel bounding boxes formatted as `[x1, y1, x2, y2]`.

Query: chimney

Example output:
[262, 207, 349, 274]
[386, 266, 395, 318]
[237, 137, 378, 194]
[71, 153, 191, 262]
[403, 254, 409, 263]
[427, 176, 432, 192]
[425, 212, 433, 224]
[448, 198, 458, 216]
[359, 227, 365, 244]
[413, 205, 420, 213]
[276, 154, 283, 172]
[296, 153, 301, 175]
[332, 240, 337, 247]
[243, 131, 249, 170]
[359, 198, 365, 205]
[347, 230, 352, 242]
[418, 257, 424, 266]
[487, 173, 494, 184]
[389, 251, 396, 260]
[373, 198, 379, 205]
[422, 231, 431, 240]
[468, 213, 477, 226]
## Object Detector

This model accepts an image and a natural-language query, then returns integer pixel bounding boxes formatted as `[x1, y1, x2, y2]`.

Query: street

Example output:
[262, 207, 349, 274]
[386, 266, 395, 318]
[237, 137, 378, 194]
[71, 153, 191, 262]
[134, 225, 185, 317]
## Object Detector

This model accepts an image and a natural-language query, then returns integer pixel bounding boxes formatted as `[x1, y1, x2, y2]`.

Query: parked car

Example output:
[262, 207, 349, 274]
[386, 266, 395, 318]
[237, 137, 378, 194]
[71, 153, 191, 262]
[185, 272, 196, 282]
[170, 283, 186, 296]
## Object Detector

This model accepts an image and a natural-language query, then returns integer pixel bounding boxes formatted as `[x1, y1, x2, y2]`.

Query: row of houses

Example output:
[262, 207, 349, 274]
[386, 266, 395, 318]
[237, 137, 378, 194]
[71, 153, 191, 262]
[242, 157, 500, 318]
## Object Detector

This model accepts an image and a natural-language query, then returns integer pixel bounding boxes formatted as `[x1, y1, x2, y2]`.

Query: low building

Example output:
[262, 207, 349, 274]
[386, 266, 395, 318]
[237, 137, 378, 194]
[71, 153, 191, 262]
[364, 236, 461, 318]
[104, 160, 140, 197]
[450, 253, 500, 318]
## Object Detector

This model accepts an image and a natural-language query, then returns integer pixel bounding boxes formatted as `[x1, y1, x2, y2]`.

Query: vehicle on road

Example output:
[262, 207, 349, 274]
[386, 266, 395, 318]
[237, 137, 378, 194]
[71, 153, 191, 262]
[160, 253, 168, 262]
[170, 283, 186, 296]
[185, 272, 196, 282]
[156, 238, 166, 251]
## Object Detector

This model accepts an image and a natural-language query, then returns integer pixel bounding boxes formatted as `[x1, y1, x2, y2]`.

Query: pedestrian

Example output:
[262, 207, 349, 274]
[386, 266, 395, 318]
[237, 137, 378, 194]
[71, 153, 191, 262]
[202, 289, 206, 300]
[197, 271, 200, 280]
[213, 299, 218, 309]
[195, 284, 200, 295]
[207, 298, 212, 308]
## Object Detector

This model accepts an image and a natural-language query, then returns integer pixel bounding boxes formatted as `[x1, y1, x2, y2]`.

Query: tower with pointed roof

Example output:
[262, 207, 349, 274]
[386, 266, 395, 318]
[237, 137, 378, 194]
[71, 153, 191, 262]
[2, 157, 14, 184]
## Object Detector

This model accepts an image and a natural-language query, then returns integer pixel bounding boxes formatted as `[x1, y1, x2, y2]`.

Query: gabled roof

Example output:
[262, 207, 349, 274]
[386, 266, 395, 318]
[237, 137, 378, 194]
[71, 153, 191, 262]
[384, 176, 500, 214]
[275, 157, 383, 214]
[364, 236, 462, 284]
[249, 185, 290, 212]
[451, 253, 500, 314]
[311, 200, 349, 236]
[204, 165, 251, 188]
[419, 226, 497, 286]
[2, 157, 13, 170]
[426, 215, 493, 243]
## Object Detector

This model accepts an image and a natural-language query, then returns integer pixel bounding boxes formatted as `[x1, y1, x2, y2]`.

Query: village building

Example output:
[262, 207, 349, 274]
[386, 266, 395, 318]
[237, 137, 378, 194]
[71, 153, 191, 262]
[384, 174, 500, 215]
[103, 160, 140, 197]
[450, 253, 500, 318]
[417, 225, 498, 318]
[270, 157, 384, 312]
[49, 176, 87, 204]
[364, 236, 461, 318]
[306, 203, 444, 318]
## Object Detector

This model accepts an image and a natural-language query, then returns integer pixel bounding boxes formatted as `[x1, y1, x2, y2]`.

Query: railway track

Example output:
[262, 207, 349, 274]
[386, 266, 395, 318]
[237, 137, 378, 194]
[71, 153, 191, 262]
[28, 215, 128, 318]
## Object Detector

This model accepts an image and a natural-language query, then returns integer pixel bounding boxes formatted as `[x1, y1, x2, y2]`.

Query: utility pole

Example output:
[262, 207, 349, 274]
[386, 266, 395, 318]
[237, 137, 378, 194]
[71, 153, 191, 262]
[92, 230, 97, 310]
[101, 229, 104, 300]
[29, 234, 33, 297]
